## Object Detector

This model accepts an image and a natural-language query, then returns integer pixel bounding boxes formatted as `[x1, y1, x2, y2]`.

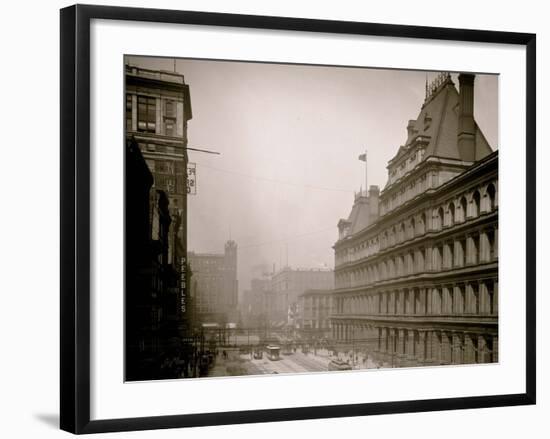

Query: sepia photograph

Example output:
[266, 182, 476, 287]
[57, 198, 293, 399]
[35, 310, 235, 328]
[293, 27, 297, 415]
[124, 55, 499, 382]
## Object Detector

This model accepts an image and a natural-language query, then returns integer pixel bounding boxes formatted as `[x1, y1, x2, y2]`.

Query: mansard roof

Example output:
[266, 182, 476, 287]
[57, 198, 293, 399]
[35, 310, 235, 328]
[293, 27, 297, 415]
[346, 194, 371, 235]
[389, 76, 493, 167]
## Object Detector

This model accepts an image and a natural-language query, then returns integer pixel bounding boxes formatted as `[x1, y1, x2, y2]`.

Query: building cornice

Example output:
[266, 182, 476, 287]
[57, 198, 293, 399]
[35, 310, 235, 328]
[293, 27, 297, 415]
[333, 260, 498, 295]
[336, 210, 497, 270]
[330, 314, 498, 332]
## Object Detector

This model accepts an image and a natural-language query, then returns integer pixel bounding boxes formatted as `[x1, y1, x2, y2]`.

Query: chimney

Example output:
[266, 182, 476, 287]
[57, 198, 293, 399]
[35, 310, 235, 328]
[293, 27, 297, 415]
[457, 73, 476, 161]
[407, 120, 416, 139]
[368, 185, 380, 223]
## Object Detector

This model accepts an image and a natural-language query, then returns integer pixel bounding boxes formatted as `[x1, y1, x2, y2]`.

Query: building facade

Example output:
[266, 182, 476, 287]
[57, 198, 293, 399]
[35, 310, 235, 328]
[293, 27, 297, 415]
[241, 278, 270, 327]
[126, 139, 182, 380]
[332, 73, 498, 367]
[268, 267, 334, 327]
[125, 64, 192, 213]
[125, 63, 194, 379]
[188, 240, 239, 325]
[297, 289, 334, 338]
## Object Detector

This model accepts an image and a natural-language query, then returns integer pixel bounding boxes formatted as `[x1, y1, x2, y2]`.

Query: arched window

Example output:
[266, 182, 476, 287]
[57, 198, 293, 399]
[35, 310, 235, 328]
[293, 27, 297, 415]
[472, 190, 481, 217]
[471, 233, 480, 264]
[458, 238, 466, 267]
[449, 202, 456, 226]
[399, 223, 405, 242]
[410, 217, 416, 238]
[420, 212, 426, 234]
[417, 247, 425, 272]
[487, 228, 496, 260]
[487, 183, 497, 211]
[471, 284, 480, 314]
[438, 207, 445, 229]
[487, 282, 496, 315]
[460, 196, 468, 221]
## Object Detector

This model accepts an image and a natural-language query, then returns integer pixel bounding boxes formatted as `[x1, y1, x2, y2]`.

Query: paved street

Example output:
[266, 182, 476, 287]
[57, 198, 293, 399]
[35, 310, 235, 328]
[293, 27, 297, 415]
[206, 346, 382, 378]
[246, 350, 330, 374]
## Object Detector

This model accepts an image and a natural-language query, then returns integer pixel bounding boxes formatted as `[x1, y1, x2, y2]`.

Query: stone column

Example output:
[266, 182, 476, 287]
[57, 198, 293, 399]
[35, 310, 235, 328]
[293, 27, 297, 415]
[450, 333, 459, 364]
[425, 246, 433, 271]
[453, 240, 460, 267]
[464, 334, 473, 364]
[478, 335, 488, 363]
[424, 331, 433, 364]
[406, 330, 415, 365]
[439, 332, 449, 365]
[480, 230, 490, 262]
[464, 283, 471, 314]
[465, 234, 473, 265]
[435, 331, 443, 365]
[479, 281, 488, 314]
[424, 331, 432, 364]
[418, 331, 427, 364]
[426, 289, 432, 314]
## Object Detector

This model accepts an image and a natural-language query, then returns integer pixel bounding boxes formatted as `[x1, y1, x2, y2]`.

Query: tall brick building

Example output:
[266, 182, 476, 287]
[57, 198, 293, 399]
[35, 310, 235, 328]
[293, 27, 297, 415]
[188, 240, 239, 325]
[125, 63, 194, 379]
[332, 73, 498, 367]
[125, 64, 192, 213]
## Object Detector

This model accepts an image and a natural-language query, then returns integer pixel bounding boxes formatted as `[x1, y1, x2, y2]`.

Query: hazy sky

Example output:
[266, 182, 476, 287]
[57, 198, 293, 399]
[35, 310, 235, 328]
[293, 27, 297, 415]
[126, 56, 498, 295]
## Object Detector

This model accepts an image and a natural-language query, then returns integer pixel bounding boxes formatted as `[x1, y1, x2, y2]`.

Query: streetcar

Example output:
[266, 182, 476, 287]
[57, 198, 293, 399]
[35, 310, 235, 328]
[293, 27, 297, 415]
[328, 359, 352, 371]
[266, 345, 281, 361]
[282, 342, 294, 355]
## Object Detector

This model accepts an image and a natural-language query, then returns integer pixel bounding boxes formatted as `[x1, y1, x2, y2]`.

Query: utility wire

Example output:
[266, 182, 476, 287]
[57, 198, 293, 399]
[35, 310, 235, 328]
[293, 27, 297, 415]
[195, 162, 354, 193]
[238, 225, 336, 250]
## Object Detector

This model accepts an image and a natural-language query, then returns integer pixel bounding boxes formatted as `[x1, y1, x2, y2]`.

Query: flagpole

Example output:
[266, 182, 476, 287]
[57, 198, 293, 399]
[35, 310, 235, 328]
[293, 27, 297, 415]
[365, 149, 368, 196]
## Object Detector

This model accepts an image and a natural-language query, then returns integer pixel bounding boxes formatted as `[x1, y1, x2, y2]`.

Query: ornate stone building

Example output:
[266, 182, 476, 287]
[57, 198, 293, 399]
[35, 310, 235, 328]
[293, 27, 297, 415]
[331, 73, 498, 367]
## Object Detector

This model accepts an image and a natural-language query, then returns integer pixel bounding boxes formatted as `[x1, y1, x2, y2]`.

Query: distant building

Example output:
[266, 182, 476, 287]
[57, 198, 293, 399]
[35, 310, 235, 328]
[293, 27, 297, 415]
[332, 73, 498, 367]
[268, 267, 334, 327]
[188, 240, 239, 325]
[241, 278, 270, 327]
[297, 289, 334, 338]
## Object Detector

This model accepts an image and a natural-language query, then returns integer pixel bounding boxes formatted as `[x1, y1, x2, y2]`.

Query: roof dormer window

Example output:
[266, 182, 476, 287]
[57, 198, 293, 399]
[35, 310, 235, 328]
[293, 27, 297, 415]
[423, 112, 432, 131]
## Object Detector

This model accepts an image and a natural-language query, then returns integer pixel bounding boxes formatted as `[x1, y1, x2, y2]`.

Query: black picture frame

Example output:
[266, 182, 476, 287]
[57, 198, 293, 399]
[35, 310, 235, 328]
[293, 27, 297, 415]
[60, 4, 536, 434]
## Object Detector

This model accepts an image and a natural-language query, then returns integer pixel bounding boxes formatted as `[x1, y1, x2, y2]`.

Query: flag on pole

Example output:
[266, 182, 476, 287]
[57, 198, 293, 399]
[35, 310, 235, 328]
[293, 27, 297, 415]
[359, 150, 368, 194]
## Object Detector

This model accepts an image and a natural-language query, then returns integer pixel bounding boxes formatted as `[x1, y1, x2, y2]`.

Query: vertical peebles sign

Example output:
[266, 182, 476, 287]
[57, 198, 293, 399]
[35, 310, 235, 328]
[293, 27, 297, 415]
[187, 162, 197, 195]
[179, 256, 187, 317]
